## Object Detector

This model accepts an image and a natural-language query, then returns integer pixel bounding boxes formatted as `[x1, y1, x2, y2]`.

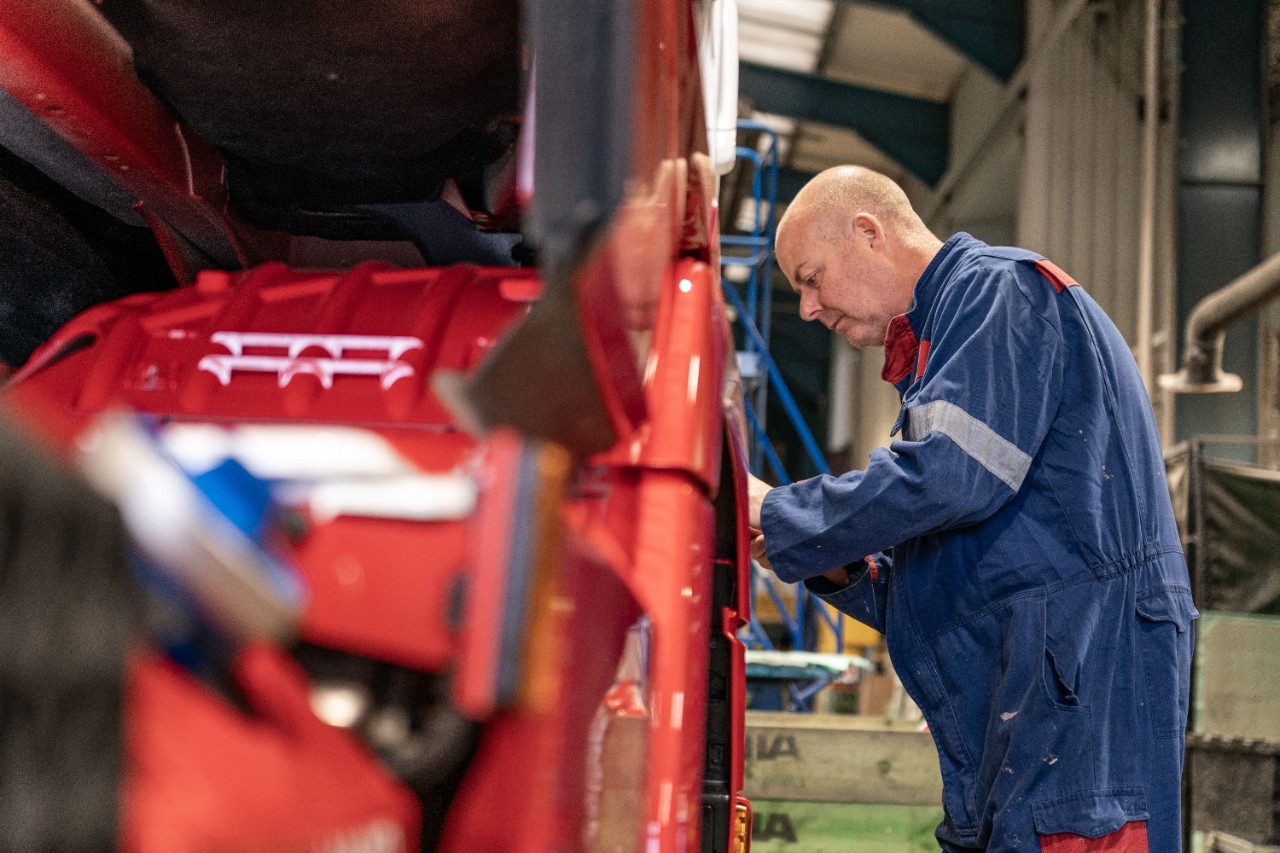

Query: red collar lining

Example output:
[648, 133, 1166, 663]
[881, 314, 918, 384]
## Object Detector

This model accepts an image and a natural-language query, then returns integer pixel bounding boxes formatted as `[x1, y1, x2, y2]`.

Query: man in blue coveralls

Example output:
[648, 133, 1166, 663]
[748, 166, 1197, 852]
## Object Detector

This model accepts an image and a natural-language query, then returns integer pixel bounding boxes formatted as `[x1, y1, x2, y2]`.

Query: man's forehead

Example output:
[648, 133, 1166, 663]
[777, 207, 814, 253]
[777, 216, 817, 264]
[774, 235, 803, 283]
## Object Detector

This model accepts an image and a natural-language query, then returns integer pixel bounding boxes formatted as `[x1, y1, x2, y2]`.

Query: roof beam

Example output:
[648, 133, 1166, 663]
[739, 61, 948, 186]
[852, 0, 1025, 82]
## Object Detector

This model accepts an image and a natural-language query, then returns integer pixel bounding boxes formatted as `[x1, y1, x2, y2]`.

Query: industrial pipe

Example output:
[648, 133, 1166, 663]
[1135, 0, 1161, 391]
[1157, 250, 1280, 393]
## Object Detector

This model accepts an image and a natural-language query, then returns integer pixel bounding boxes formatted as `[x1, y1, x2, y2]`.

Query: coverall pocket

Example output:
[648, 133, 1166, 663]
[1037, 591, 1092, 714]
[1032, 789, 1150, 851]
[1134, 586, 1198, 739]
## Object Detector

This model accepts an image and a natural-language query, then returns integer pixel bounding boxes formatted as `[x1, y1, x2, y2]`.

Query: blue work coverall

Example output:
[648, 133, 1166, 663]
[760, 233, 1197, 852]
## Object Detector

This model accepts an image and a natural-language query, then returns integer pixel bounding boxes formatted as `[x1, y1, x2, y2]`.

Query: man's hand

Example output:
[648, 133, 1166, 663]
[747, 473, 772, 530]
[747, 474, 774, 571]
[749, 528, 771, 570]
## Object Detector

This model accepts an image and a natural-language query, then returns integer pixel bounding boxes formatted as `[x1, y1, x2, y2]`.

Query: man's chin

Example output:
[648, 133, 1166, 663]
[842, 330, 877, 349]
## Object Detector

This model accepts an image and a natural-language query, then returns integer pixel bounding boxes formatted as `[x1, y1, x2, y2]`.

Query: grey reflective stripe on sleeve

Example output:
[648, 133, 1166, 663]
[906, 400, 1031, 492]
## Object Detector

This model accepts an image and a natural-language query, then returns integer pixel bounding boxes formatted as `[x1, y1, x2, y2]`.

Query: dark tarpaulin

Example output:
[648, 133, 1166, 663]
[1167, 441, 1280, 615]
[1201, 460, 1280, 614]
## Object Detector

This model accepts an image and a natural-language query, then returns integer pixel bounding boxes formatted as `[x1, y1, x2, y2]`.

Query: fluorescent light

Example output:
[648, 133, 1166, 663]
[738, 0, 834, 34]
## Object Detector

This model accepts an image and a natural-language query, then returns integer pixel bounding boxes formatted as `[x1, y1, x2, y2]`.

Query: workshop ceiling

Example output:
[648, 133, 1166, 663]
[736, 0, 1024, 198]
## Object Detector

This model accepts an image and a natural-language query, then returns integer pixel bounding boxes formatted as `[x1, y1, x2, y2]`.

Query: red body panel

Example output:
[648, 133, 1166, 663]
[625, 259, 728, 490]
[123, 646, 421, 853]
[26, 263, 533, 429]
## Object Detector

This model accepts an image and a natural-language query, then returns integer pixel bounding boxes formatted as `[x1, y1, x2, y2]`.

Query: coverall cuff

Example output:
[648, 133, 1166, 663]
[803, 571, 852, 596]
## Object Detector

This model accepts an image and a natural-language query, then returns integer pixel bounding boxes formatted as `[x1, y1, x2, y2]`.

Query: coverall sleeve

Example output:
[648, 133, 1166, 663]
[801, 552, 891, 633]
[761, 264, 1065, 583]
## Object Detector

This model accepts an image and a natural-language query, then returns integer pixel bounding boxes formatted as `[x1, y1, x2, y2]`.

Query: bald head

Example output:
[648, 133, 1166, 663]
[777, 166, 934, 252]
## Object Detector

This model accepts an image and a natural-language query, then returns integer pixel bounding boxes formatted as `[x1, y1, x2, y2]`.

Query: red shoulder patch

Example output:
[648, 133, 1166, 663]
[1033, 258, 1079, 293]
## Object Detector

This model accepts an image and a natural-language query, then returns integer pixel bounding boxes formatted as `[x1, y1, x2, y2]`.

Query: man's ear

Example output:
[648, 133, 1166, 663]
[852, 213, 883, 249]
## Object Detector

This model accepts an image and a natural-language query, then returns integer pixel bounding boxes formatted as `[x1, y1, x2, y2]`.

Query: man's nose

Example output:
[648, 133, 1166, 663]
[799, 288, 823, 321]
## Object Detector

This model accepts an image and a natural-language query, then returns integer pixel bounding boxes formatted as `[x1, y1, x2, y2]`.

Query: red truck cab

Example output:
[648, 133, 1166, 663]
[0, 0, 752, 850]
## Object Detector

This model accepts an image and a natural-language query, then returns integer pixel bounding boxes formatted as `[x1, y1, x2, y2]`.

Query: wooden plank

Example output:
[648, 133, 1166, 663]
[744, 712, 943, 806]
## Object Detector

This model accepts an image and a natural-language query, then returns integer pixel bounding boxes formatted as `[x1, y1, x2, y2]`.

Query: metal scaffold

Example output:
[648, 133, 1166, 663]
[720, 120, 853, 710]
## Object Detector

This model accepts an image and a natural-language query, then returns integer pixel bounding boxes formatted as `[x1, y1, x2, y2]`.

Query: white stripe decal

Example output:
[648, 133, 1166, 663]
[907, 400, 1031, 492]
